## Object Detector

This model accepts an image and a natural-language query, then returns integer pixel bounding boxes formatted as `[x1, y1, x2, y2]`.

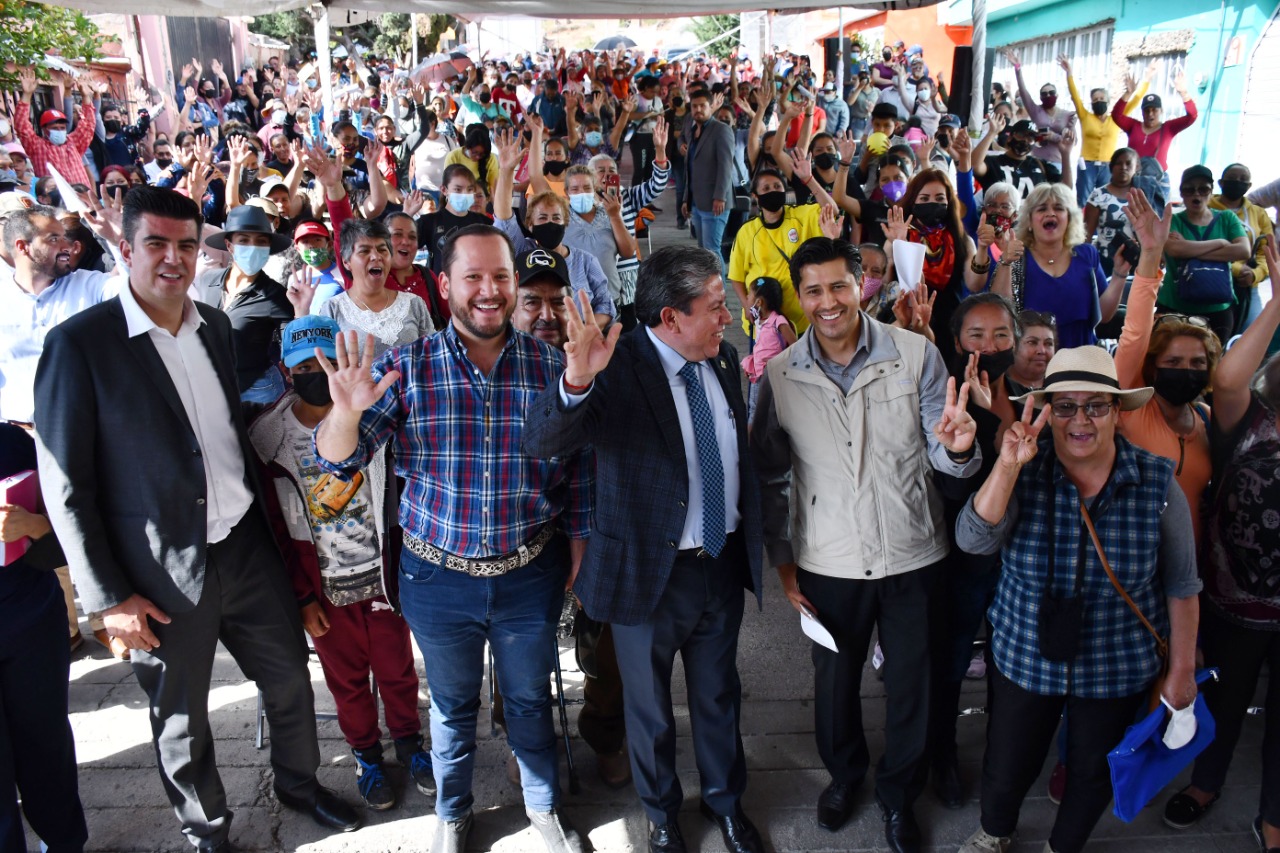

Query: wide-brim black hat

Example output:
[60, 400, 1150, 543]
[204, 204, 292, 254]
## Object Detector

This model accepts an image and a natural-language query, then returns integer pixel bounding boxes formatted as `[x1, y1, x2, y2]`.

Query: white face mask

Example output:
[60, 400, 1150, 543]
[568, 192, 595, 214]
[271, 110, 287, 125]
[0, 120, 10, 137]
[231, 244, 270, 276]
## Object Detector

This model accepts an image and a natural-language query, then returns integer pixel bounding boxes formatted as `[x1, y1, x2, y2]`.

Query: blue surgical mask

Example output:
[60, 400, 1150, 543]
[231, 244, 271, 276]
[47, 129, 67, 146]
[0, 169, 16, 184]
[584, 130, 604, 148]
[568, 193, 595, 215]
[448, 192, 475, 213]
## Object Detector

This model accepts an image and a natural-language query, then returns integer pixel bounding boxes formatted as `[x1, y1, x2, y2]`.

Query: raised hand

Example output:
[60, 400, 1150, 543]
[192, 57, 203, 79]
[17, 67, 37, 98]
[620, 96, 637, 116]
[1122, 71, 1139, 97]
[227, 134, 251, 168]
[965, 352, 994, 410]
[1121, 188, 1173, 252]
[364, 138, 386, 167]
[302, 140, 343, 188]
[1000, 396, 1052, 467]
[790, 149, 814, 183]
[933, 377, 978, 454]
[182, 62, 196, 82]
[819, 204, 843, 239]
[997, 231, 1024, 261]
[601, 185, 622, 218]
[909, 284, 936, 332]
[525, 112, 545, 136]
[1002, 48, 1022, 68]
[976, 213, 996, 251]
[184, 85, 198, 109]
[652, 115, 668, 152]
[316, 331, 402, 414]
[402, 189, 426, 218]
[1174, 69, 1189, 98]
[563, 289, 622, 388]
[209, 58, 225, 79]
[82, 190, 124, 245]
[494, 127, 522, 171]
[987, 110, 1008, 135]
[883, 206, 914, 243]
[286, 266, 318, 316]
[1057, 53, 1071, 75]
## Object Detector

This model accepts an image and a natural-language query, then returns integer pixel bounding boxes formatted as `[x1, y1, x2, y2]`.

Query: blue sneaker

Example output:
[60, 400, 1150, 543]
[352, 746, 396, 810]
[395, 734, 436, 797]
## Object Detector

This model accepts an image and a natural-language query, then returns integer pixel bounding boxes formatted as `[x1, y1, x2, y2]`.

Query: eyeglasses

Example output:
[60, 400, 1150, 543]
[1180, 185, 1212, 196]
[1153, 313, 1211, 329]
[984, 203, 1015, 215]
[1050, 400, 1116, 419]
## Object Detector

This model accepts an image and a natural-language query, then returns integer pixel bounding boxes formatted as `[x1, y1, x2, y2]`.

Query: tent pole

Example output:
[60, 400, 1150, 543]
[969, 0, 986, 133]
[836, 6, 844, 96]
[412, 13, 419, 67]
[314, 4, 334, 134]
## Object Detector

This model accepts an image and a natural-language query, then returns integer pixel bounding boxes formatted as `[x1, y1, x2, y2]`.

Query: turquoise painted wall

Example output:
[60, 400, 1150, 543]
[984, 0, 1279, 171]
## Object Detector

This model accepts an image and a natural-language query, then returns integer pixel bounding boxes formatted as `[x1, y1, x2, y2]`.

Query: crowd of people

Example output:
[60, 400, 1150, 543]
[1, 34, 1279, 853]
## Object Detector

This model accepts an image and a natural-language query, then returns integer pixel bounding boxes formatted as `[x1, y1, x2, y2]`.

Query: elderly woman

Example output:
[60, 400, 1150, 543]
[955, 346, 1200, 853]
[989, 182, 1125, 348]
[1162, 240, 1280, 846]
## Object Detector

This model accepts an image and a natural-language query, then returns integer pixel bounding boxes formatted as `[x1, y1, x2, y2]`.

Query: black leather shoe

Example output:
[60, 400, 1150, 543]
[205, 842, 236, 853]
[932, 758, 963, 809]
[699, 800, 764, 853]
[648, 821, 687, 853]
[817, 780, 856, 831]
[274, 785, 362, 833]
[879, 800, 921, 853]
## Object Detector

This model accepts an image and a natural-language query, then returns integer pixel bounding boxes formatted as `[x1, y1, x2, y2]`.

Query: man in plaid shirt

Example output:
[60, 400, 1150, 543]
[13, 68, 98, 187]
[314, 223, 592, 853]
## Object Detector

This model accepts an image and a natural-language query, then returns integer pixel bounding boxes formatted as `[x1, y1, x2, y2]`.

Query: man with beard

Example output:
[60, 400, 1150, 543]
[314, 224, 593, 853]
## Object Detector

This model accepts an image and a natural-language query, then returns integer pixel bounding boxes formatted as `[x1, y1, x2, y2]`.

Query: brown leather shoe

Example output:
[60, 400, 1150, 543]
[93, 628, 130, 661]
[596, 748, 632, 789]
[70, 631, 84, 654]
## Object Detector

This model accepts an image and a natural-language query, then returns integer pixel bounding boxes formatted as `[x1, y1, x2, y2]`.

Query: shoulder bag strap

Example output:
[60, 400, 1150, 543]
[1011, 253, 1025, 311]
[1080, 503, 1169, 659]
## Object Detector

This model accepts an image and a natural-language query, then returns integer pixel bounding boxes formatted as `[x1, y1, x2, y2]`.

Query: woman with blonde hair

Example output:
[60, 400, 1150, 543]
[989, 182, 1126, 348]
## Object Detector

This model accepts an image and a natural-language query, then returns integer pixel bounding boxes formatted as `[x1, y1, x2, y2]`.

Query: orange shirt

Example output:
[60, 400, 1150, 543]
[1114, 273, 1212, 546]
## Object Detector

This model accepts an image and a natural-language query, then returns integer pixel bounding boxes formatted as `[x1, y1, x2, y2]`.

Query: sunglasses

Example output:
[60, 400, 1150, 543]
[1050, 400, 1116, 419]
[1180, 185, 1212, 197]
[1154, 313, 1212, 329]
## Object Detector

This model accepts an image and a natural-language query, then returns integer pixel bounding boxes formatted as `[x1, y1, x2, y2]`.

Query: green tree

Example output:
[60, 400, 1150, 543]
[249, 11, 315, 61]
[687, 14, 739, 60]
[0, 0, 102, 85]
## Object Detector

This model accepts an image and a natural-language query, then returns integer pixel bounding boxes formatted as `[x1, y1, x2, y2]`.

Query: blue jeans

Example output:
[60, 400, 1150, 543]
[690, 206, 730, 275]
[849, 116, 869, 141]
[1076, 160, 1111, 208]
[239, 364, 286, 404]
[398, 536, 568, 820]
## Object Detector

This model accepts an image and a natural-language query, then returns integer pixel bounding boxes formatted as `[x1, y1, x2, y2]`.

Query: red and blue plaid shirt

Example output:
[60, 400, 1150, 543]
[315, 323, 592, 557]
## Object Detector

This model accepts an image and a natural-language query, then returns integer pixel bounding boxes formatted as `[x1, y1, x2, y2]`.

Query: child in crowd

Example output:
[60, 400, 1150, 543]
[741, 276, 797, 423]
[248, 316, 433, 812]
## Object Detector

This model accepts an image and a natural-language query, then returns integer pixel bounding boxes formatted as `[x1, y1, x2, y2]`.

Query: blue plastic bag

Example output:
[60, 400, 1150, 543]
[1108, 668, 1219, 822]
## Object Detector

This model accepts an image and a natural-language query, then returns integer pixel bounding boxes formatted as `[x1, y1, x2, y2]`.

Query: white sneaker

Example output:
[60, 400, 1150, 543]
[959, 827, 1014, 853]
[966, 650, 987, 679]
[872, 641, 885, 670]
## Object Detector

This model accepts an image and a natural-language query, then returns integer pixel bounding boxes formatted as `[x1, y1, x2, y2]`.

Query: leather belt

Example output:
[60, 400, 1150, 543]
[677, 546, 715, 560]
[403, 525, 554, 578]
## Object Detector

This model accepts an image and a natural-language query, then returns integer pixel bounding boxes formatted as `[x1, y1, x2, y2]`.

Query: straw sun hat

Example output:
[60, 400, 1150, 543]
[1010, 346, 1154, 411]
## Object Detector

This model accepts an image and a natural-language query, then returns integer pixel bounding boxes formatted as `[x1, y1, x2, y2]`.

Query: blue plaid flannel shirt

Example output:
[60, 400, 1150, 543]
[315, 324, 593, 557]
[967, 437, 1179, 698]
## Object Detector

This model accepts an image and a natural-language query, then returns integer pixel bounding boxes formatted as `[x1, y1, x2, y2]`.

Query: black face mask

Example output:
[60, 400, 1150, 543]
[672, 96, 684, 108]
[479, 92, 492, 104]
[543, 160, 568, 176]
[936, 131, 951, 149]
[530, 222, 565, 249]
[155, 156, 172, 169]
[1091, 100, 1108, 116]
[1219, 179, 1250, 201]
[882, 50, 893, 62]
[1008, 137, 1032, 157]
[1153, 367, 1210, 406]
[813, 152, 838, 171]
[757, 190, 786, 213]
[292, 372, 332, 407]
[104, 119, 122, 134]
[105, 184, 126, 199]
[913, 202, 948, 227]
[956, 347, 1016, 381]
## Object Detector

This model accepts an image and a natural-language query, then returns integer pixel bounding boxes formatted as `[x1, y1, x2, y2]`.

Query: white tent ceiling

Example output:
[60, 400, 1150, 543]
[47, 0, 941, 18]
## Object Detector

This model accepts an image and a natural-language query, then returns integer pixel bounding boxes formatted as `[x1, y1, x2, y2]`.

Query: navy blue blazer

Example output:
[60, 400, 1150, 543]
[523, 326, 764, 626]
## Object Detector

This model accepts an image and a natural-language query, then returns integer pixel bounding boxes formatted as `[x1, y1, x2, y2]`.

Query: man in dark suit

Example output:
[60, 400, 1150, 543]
[524, 245, 765, 853]
[33, 187, 360, 852]
[680, 89, 736, 274]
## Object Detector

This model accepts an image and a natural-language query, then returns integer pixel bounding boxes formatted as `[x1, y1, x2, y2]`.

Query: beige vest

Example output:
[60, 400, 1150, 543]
[764, 323, 950, 579]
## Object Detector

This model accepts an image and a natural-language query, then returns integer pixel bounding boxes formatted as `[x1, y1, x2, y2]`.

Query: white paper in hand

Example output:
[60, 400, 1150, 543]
[1161, 696, 1198, 749]
[48, 164, 91, 214]
[800, 609, 838, 653]
[893, 240, 926, 290]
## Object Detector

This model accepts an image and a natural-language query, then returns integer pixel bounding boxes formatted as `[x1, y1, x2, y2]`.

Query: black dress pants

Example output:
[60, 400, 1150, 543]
[797, 564, 937, 811]
[131, 513, 320, 849]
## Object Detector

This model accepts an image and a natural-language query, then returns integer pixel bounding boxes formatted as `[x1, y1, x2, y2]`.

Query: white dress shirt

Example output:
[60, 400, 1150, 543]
[0, 267, 119, 423]
[118, 283, 253, 543]
[561, 327, 741, 549]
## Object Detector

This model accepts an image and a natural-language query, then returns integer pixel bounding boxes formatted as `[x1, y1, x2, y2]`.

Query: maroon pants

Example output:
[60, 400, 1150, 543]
[311, 597, 422, 750]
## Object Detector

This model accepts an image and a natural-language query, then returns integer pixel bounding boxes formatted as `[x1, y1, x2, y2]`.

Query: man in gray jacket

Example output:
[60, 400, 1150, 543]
[749, 237, 979, 853]
[680, 88, 735, 274]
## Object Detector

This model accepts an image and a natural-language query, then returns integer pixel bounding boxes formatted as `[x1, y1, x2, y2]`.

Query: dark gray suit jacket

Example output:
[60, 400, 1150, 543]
[34, 296, 269, 615]
[684, 117, 735, 213]
[522, 327, 763, 626]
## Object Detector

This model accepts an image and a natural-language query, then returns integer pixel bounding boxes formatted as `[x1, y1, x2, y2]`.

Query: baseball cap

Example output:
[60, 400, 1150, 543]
[517, 247, 571, 289]
[907, 45, 924, 56]
[281, 315, 340, 368]
[39, 109, 67, 127]
[245, 196, 281, 218]
[821, 83, 835, 94]
[1141, 93, 1162, 110]
[893, 40, 906, 48]
[0, 192, 35, 217]
[938, 114, 962, 129]
[259, 177, 289, 198]
[293, 220, 330, 243]
[1010, 119, 1040, 136]
[1180, 164, 1214, 186]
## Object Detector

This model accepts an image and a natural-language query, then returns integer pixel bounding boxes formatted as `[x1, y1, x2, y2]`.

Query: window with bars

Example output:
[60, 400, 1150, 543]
[993, 23, 1115, 109]
[1124, 53, 1191, 121]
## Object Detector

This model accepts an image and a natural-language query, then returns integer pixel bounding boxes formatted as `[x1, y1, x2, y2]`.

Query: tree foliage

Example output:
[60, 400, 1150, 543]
[687, 15, 740, 61]
[248, 10, 455, 65]
[249, 11, 315, 61]
[0, 0, 103, 84]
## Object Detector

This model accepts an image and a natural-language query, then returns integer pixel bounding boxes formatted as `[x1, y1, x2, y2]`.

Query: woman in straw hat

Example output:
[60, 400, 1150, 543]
[953, 346, 1201, 853]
